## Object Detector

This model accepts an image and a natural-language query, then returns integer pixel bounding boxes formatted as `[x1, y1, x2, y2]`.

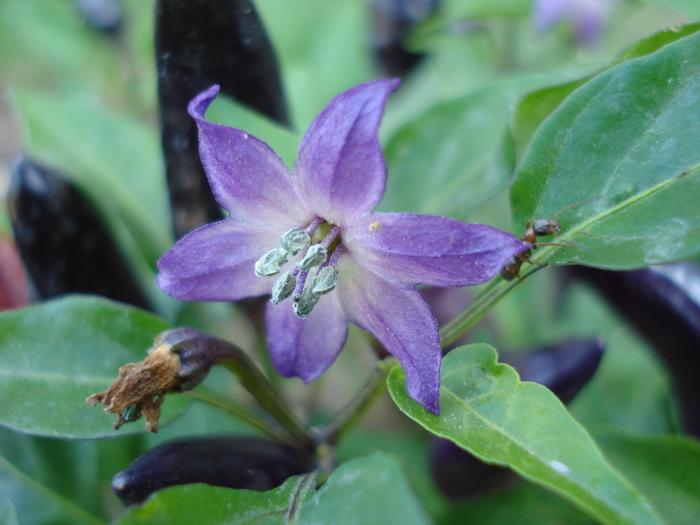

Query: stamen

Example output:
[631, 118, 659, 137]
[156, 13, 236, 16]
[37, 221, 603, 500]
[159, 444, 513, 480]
[297, 244, 327, 270]
[312, 266, 339, 294]
[280, 228, 311, 256]
[305, 217, 324, 235]
[270, 271, 297, 304]
[293, 287, 320, 319]
[254, 247, 289, 276]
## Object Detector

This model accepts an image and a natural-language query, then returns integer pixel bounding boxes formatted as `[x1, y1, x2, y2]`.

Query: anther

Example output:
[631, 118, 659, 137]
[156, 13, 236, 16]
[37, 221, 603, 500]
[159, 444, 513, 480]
[311, 267, 339, 294]
[254, 247, 289, 276]
[293, 287, 320, 318]
[270, 271, 297, 304]
[280, 227, 311, 256]
[297, 244, 327, 271]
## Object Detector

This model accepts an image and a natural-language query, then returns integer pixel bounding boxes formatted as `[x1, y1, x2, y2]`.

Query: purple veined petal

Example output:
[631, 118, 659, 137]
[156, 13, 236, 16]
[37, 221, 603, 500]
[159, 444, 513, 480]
[343, 213, 531, 288]
[157, 219, 280, 301]
[532, 0, 571, 31]
[265, 292, 348, 382]
[294, 79, 400, 226]
[188, 86, 312, 228]
[337, 256, 441, 414]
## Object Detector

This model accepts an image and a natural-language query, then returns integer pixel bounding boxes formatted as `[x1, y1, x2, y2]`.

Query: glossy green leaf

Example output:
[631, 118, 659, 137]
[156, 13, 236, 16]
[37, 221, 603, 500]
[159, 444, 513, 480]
[511, 30, 700, 269]
[0, 295, 187, 439]
[388, 344, 663, 525]
[11, 88, 171, 268]
[0, 499, 19, 525]
[595, 430, 700, 525]
[115, 452, 430, 525]
[0, 455, 104, 525]
[512, 24, 700, 162]
[382, 87, 513, 219]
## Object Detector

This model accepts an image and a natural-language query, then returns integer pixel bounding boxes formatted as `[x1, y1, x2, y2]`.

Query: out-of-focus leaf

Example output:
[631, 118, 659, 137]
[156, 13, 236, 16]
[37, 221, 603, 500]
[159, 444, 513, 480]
[255, 0, 373, 130]
[510, 30, 700, 269]
[595, 430, 700, 525]
[444, 0, 532, 18]
[639, 0, 700, 20]
[11, 88, 170, 268]
[115, 452, 430, 524]
[381, 87, 513, 219]
[0, 296, 187, 439]
[388, 344, 663, 525]
[0, 455, 104, 525]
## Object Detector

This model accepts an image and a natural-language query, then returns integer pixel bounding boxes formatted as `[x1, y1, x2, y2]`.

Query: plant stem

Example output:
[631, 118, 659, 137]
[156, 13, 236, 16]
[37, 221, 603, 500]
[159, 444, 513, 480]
[186, 387, 297, 446]
[439, 267, 541, 349]
[321, 358, 396, 446]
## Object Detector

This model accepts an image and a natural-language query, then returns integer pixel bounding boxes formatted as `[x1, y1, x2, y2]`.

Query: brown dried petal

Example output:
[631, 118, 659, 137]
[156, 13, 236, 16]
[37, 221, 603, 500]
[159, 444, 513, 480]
[86, 343, 181, 432]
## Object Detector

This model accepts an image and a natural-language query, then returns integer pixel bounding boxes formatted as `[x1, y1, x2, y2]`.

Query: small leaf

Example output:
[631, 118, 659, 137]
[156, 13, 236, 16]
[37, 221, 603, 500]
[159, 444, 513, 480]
[0, 296, 186, 439]
[0, 454, 104, 525]
[511, 30, 700, 268]
[596, 430, 700, 525]
[388, 344, 663, 525]
[115, 452, 430, 525]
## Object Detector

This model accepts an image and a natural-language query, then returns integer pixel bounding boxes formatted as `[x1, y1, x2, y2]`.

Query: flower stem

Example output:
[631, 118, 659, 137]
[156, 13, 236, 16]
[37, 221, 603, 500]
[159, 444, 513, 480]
[320, 357, 396, 446]
[439, 267, 541, 349]
[185, 387, 297, 446]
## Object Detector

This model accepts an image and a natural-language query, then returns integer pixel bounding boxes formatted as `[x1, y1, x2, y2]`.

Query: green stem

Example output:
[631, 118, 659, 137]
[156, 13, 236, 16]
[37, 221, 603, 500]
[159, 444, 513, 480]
[214, 355, 316, 450]
[186, 387, 297, 446]
[321, 358, 396, 446]
[439, 267, 541, 349]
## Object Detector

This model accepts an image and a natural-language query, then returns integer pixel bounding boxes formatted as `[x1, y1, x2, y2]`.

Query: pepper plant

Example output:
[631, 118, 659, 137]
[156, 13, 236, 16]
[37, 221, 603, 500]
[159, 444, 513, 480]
[1, 0, 700, 524]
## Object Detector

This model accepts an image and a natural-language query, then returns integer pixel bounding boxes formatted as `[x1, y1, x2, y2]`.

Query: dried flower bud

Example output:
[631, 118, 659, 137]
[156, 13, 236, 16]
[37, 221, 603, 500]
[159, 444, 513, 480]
[86, 327, 219, 432]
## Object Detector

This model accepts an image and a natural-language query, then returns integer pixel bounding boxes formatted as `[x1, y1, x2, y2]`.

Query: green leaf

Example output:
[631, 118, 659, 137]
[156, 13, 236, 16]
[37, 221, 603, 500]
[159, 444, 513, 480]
[115, 452, 430, 525]
[511, 30, 700, 269]
[0, 499, 19, 525]
[11, 88, 171, 268]
[381, 87, 513, 219]
[444, 0, 533, 19]
[0, 455, 104, 525]
[388, 344, 663, 525]
[595, 430, 700, 525]
[639, 0, 700, 20]
[512, 24, 700, 163]
[0, 296, 187, 439]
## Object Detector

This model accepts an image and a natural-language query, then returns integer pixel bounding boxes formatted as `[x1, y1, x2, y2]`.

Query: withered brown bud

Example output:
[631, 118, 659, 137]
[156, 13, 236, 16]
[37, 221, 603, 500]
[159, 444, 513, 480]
[86, 327, 218, 432]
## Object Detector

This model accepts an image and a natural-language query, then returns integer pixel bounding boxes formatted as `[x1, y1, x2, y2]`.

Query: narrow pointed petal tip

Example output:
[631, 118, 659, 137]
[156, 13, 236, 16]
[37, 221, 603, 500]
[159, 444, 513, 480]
[295, 79, 400, 224]
[187, 84, 220, 120]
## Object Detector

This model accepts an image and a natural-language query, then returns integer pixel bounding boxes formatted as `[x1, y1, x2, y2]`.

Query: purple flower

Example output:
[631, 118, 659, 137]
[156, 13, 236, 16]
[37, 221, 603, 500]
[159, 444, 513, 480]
[532, 0, 614, 47]
[157, 80, 529, 414]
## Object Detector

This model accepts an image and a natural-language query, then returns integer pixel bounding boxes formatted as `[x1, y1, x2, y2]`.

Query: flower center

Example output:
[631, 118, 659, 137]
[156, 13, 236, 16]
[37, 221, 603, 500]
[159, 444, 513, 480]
[254, 219, 342, 318]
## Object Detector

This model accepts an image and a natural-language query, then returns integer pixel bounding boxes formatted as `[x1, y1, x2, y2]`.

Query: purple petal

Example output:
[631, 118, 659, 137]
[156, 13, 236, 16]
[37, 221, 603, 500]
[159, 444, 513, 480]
[265, 293, 348, 381]
[571, 0, 607, 47]
[532, 0, 571, 31]
[157, 219, 280, 301]
[343, 213, 530, 288]
[337, 256, 441, 414]
[294, 79, 400, 226]
[189, 86, 312, 228]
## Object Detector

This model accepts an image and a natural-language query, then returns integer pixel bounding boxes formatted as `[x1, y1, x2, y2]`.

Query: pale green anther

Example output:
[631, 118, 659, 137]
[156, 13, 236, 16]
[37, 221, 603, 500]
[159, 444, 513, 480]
[297, 244, 327, 270]
[311, 267, 339, 295]
[270, 271, 296, 304]
[254, 247, 289, 276]
[280, 227, 311, 256]
[293, 287, 320, 319]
